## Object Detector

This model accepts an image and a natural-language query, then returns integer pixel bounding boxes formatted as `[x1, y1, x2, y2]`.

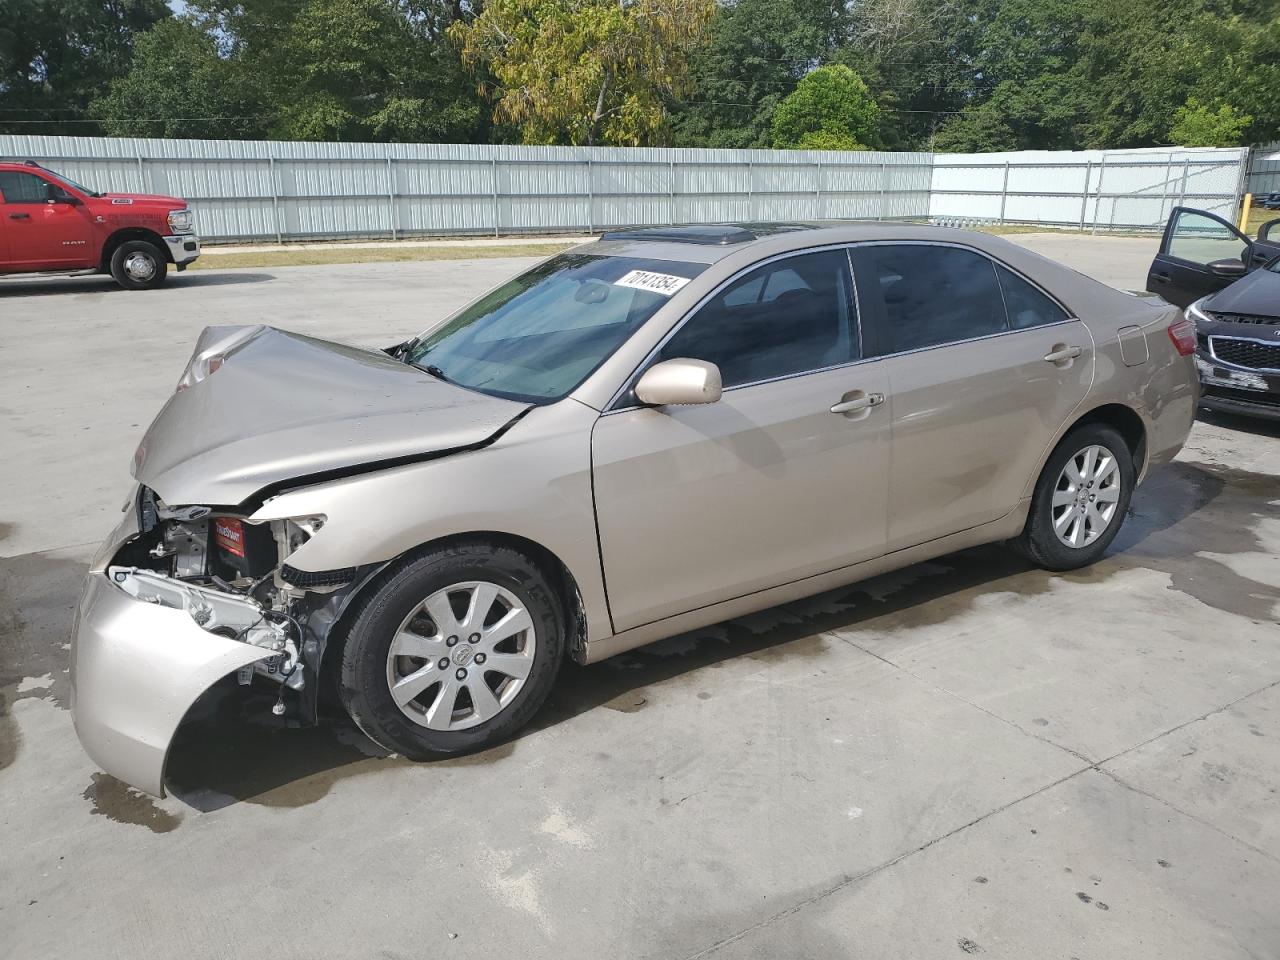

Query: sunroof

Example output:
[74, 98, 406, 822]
[599, 225, 759, 245]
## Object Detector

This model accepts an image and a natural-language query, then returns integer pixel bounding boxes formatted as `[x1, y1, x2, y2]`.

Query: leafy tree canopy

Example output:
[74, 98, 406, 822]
[451, 0, 715, 146]
[1170, 98, 1254, 147]
[771, 65, 879, 150]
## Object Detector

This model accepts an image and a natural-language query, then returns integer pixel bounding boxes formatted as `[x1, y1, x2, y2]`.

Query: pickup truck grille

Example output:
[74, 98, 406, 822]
[1210, 336, 1280, 371]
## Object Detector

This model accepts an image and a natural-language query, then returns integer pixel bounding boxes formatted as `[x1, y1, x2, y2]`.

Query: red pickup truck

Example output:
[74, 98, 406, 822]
[0, 160, 200, 290]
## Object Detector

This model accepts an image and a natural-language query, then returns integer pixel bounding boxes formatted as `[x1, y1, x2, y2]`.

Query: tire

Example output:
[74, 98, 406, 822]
[338, 541, 564, 760]
[109, 240, 168, 290]
[1014, 422, 1135, 571]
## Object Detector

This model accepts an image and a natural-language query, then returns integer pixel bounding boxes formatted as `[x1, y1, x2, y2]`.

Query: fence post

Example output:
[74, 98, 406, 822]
[1091, 155, 1107, 234]
[747, 160, 754, 221]
[1178, 158, 1190, 208]
[1079, 160, 1093, 230]
[815, 162, 823, 219]
[669, 161, 676, 226]
[136, 155, 146, 193]
[269, 155, 282, 245]
[999, 161, 1010, 222]
[386, 156, 396, 241]
[879, 161, 887, 220]
[586, 158, 594, 234]
[491, 157, 500, 238]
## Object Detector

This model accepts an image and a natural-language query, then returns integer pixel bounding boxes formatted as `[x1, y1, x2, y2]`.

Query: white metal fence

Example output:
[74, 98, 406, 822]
[929, 147, 1249, 230]
[0, 135, 1250, 243]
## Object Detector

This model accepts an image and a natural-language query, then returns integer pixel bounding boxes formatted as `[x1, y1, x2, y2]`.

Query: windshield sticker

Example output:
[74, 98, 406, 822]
[614, 270, 691, 296]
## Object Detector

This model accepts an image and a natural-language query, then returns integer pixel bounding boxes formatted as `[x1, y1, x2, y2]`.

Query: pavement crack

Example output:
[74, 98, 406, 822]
[682, 762, 1091, 960]
[1095, 766, 1280, 866]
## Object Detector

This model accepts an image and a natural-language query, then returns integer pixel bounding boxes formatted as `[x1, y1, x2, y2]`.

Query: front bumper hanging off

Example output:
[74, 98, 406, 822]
[71, 572, 278, 797]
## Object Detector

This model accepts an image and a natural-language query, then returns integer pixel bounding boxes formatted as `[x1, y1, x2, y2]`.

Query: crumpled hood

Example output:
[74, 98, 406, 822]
[133, 325, 530, 506]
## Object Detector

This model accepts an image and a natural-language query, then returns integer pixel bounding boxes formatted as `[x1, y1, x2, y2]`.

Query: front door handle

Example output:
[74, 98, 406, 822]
[830, 392, 885, 415]
[1043, 345, 1082, 364]
[8, 212, 30, 220]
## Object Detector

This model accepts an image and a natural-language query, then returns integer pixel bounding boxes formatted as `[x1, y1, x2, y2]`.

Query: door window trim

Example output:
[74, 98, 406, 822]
[604, 243, 867, 413]
[848, 239, 1078, 362]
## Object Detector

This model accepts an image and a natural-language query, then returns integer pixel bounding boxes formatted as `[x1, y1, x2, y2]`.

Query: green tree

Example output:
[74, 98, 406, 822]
[1169, 98, 1253, 146]
[770, 65, 879, 149]
[669, 0, 851, 149]
[92, 18, 269, 139]
[452, 0, 715, 146]
[0, 0, 170, 135]
[932, 102, 1019, 152]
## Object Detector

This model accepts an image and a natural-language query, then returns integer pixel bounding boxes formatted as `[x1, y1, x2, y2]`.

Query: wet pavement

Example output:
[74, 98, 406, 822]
[1, 243, 1278, 959]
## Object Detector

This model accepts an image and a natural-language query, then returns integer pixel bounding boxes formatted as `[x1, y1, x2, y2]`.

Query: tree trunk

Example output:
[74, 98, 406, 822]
[588, 73, 611, 146]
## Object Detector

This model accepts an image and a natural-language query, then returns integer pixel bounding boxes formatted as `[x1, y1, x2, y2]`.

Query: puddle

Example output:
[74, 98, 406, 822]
[82, 772, 182, 833]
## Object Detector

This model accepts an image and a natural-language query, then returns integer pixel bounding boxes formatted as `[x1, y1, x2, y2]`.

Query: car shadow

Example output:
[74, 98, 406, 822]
[1197, 406, 1280, 439]
[0, 271, 275, 297]
[160, 459, 1257, 811]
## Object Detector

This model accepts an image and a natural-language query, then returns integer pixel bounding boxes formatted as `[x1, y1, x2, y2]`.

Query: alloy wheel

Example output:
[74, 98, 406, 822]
[1051, 444, 1121, 549]
[385, 580, 536, 731]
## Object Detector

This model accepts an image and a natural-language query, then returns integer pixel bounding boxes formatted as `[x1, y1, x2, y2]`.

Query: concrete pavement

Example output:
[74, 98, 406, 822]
[1, 233, 1277, 959]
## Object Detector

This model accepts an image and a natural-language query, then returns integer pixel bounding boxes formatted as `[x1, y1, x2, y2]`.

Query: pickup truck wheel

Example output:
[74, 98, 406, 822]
[109, 240, 168, 290]
[338, 542, 564, 760]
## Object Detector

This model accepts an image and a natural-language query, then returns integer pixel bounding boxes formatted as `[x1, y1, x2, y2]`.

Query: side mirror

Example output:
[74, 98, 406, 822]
[634, 358, 722, 407]
[1259, 219, 1280, 243]
[1207, 258, 1247, 278]
[44, 183, 79, 205]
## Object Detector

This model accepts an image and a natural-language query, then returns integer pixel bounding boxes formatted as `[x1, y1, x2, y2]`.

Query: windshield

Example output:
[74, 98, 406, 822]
[406, 252, 705, 403]
[45, 168, 101, 197]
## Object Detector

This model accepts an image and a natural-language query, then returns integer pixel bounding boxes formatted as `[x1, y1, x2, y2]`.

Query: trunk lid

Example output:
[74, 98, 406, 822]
[133, 325, 530, 505]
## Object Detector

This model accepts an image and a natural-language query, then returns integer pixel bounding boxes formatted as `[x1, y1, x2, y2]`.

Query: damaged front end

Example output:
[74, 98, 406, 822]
[72, 485, 372, 797]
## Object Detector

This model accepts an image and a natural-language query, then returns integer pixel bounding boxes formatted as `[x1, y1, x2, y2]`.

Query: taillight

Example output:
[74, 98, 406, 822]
[1167, 317, 1196, 356]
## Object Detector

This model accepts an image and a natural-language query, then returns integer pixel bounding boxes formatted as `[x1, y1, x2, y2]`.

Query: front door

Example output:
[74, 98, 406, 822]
[591, 248, 890, 632]
[0, 170, 94, 269]
[1146, 207, 1253, 308]
[851, 242, 1094, 552]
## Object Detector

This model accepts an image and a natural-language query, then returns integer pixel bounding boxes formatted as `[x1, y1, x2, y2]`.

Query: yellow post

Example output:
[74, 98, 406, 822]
[1239, 193, 1253, 233]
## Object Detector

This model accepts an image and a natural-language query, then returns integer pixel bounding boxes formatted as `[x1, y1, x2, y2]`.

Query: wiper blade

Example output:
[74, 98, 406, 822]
[412, 362, 453, 384]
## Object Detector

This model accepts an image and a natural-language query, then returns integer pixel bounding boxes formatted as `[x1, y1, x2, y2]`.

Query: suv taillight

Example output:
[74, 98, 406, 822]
[1167, 317, 1196, 356]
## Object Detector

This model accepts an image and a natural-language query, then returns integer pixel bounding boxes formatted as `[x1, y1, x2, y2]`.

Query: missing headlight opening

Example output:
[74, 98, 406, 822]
[114, 488, 343, 717]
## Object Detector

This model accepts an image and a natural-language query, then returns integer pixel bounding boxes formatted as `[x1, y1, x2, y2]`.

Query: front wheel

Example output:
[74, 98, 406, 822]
[109, 240, 168, 290]
[338, 542, 564, 759]
[1014, 423, 1135, 571]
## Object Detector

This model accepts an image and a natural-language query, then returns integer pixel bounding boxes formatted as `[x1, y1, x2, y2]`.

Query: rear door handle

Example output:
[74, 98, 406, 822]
[1043, 345, 1082, 363]
[8, 212, 30, 220]
[830, 392, 885, 415]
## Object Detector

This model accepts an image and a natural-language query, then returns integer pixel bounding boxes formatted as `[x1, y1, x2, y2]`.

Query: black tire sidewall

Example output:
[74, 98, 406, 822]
[339, 543, 563, 760]
[110, 240, 168, 290]
[1023, 423, 1135, 571]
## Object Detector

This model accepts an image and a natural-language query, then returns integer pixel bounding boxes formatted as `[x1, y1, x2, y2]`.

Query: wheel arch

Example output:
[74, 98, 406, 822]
[316, 530, 588, 701]
[1065, 402, 1148, 475]
[100, 227, 170, 270]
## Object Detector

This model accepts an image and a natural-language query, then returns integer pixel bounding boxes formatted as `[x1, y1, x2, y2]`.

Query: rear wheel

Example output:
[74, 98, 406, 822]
[1014, 423, 1135, 571]
[339, 542, 564, 759]
[109, 240, 168, 290]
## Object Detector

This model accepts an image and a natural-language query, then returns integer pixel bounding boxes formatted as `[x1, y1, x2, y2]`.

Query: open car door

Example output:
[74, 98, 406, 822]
[1147, 207, 1253, 308]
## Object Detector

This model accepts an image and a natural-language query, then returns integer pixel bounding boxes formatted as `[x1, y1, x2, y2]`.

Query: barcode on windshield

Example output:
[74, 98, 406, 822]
[614, 270, 692, 296]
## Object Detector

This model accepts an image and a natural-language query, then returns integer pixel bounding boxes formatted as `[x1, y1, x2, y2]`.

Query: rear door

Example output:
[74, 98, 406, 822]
[1147, 207, 1253, 308]
[0, 170, 94, 269]
[851, 242, 1094, 552]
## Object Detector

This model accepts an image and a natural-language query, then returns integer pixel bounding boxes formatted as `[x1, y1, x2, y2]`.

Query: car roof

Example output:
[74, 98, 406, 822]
[589, 220, 1051, 265]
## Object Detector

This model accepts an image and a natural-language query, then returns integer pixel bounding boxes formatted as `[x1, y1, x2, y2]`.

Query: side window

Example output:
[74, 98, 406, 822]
[856, 245, 1006, 355]
[656, 249, 857, 388]
[1165, 209, 1248, 266]
[996, 264, 1069, 329]
[0, 172, 51, 203]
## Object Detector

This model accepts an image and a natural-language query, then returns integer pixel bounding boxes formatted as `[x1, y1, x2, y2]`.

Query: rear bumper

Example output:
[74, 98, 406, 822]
[70, 571, 274, 797]
[164, 234, 201, 267]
